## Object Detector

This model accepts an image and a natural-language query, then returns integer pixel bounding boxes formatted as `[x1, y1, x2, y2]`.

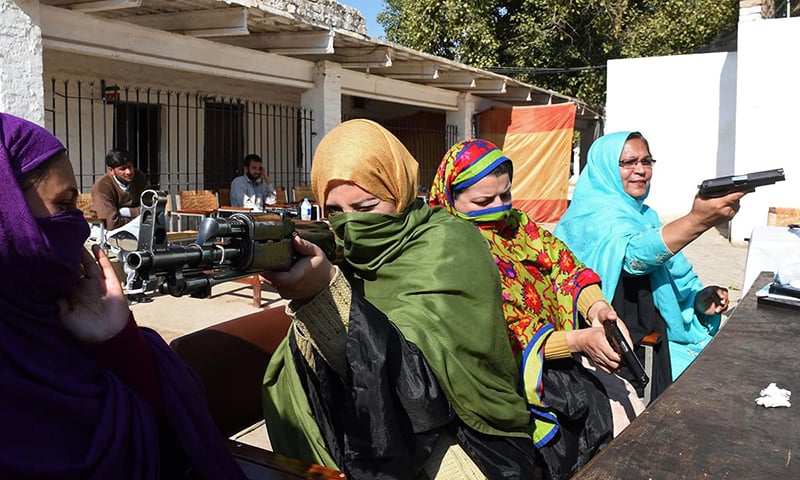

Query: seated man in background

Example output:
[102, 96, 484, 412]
[91, 149, 148, 302]
[230, 153, 276, 210]
[91, 148, 147, 230]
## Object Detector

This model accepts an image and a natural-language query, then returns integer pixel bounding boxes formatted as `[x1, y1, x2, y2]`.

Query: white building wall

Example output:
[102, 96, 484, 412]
[731, 17, 800, 242]
[0, 0, 44, 123]
[605, 16, 800, 245]
[44, 51, 304, 191]
[44, 51, 303, 103]
[606, 52, 738, 227]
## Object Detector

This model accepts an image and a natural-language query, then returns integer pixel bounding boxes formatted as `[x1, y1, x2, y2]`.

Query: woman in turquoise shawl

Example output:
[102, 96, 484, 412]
[554, 131, 742, 394]
[261, 119, 537, 479]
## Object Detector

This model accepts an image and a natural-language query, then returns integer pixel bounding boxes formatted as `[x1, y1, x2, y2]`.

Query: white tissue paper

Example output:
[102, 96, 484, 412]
[755, 383, 792, 408]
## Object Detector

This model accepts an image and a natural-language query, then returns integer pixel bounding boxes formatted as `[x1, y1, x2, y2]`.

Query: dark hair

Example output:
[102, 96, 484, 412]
[105, 149, 133, 169]
[453, 160, 513, 200]
[626, 131, 651, 155]
[243, 153, 262, 168]
[492, 160, 513, 183]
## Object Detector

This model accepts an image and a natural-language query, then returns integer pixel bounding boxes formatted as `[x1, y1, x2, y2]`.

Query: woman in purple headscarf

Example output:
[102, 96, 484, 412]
[0, 113, 245, 479]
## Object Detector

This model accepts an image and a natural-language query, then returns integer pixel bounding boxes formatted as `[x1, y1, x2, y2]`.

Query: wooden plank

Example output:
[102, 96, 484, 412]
[340, 69, 459, 111]
[229, 440, 344, 479]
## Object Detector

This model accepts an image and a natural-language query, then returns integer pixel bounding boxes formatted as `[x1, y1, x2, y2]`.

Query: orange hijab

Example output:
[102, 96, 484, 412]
[311, 119, 418, 215]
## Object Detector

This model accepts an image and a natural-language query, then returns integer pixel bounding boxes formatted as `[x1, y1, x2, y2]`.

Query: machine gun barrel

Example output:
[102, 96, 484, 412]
[125, 190, 336, 299]
[126, 244, 244, 273]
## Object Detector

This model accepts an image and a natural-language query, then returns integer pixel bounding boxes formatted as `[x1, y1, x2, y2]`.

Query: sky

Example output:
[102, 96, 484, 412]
[343, 0, 386, 38]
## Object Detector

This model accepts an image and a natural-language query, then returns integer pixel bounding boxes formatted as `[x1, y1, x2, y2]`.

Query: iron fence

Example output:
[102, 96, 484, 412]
[44, 78, 313, 196]
[766, 0, 799, 18]
[385, 121, 458, 193]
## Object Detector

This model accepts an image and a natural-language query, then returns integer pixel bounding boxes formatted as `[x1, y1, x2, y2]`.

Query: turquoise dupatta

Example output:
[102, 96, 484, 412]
[554, 132, 718, 377]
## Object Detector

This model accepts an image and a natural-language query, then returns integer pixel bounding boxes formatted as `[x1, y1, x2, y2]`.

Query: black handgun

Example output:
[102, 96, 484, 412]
[604, 319, 649, 389]
[126, 190, 336, 299]
[698, 168, 785, 198]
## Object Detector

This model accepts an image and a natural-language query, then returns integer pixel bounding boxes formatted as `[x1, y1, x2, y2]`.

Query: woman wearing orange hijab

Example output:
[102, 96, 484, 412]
[262, 120, 538, 479]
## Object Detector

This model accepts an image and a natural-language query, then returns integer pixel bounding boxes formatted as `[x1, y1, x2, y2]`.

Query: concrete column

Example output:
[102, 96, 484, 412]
[0, 0, 44, 124]
[445, 92, 475, 141]
[301, 60, 342, 164]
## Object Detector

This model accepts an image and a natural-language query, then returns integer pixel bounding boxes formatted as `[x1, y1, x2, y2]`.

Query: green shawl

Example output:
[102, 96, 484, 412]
[263, 201, 530, 467]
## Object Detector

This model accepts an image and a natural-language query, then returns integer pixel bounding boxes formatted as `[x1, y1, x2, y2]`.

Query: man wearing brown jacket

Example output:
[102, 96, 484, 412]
[91, 149, 149, 303]
[91, 149, 147, 230]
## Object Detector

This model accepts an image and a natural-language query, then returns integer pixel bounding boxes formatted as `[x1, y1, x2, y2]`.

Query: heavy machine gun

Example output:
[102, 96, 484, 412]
[125, 190, 335, 299]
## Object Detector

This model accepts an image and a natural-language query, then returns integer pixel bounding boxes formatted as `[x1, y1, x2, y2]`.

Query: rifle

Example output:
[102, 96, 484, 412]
[697, 168, 785, 198]
[126, 190, 336, 299]
[603, 319, 650, 389]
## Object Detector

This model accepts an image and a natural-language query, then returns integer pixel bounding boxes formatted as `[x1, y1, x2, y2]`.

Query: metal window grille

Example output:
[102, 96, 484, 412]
[766, 0, 799, 18]
[44, 78, 313, 195]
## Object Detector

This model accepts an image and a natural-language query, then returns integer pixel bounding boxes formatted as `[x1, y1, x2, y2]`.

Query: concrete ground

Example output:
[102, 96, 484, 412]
[682, 226, 749, 307]
[131, 279, 285, 345]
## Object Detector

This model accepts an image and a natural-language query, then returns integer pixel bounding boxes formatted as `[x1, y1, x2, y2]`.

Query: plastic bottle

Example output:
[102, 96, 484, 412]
[300, 197, 312, 221]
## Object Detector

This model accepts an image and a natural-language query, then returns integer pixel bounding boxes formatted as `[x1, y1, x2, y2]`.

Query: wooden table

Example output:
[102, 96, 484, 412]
[573, 271, 800, 479]
[230, 440, 345, 479]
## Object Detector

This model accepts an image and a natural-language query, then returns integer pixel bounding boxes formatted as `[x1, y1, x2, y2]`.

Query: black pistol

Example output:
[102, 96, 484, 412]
[604, 319, 650, 389]
[697, 168, 785, 198]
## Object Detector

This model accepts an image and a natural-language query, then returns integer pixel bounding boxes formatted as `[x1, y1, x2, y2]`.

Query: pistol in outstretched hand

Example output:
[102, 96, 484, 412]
[697, 168, 784, 198]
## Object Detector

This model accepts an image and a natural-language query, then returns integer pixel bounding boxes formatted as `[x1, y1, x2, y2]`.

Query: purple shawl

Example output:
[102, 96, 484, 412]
[0, 113, 244, 478]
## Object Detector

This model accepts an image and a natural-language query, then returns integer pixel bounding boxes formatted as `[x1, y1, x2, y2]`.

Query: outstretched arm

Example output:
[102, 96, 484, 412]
[661, 191, 745, 254]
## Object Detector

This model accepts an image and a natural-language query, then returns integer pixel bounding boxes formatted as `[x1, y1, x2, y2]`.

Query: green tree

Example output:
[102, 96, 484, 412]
[379, 0, 739, 108]
[378, 0, 502, 67]
[621, 1, 739, 58]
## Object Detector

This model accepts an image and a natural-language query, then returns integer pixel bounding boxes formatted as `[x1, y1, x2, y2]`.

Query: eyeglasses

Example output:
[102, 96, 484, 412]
[619, 158, 657, 169]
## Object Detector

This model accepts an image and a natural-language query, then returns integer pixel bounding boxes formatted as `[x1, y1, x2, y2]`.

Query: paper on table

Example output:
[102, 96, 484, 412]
[755, 382, 791, 408]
